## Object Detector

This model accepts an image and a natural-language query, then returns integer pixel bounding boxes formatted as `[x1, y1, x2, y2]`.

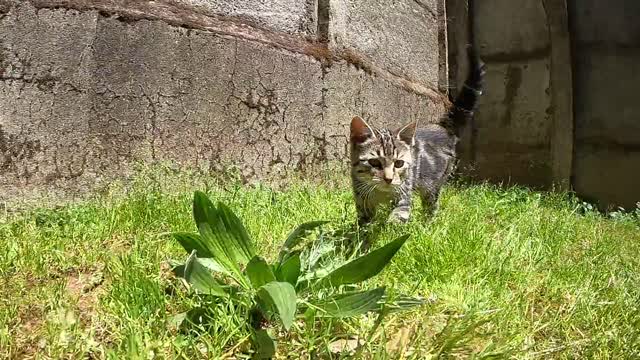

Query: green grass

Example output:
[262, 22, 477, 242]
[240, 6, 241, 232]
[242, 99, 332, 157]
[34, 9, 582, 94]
[1, 168, 639, 359]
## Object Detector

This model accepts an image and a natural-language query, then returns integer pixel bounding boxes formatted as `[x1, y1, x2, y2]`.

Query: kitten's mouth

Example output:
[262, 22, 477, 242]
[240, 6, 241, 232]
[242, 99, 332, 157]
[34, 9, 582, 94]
[374, 182, 396, 192]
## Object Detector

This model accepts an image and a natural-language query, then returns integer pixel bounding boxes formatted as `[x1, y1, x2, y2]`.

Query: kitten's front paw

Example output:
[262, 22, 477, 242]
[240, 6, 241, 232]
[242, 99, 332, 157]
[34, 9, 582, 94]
[388, 209, 410, 224]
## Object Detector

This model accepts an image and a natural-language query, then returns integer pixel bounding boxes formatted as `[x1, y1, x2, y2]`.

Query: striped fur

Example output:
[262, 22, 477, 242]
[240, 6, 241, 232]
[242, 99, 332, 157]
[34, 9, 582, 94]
[349, 48, 485, 225]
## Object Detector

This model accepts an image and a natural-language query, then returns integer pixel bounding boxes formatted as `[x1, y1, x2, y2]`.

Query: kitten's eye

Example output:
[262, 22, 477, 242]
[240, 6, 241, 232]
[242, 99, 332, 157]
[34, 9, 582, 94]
[394, 160, 405, 168]
[368, 159, 382, 168]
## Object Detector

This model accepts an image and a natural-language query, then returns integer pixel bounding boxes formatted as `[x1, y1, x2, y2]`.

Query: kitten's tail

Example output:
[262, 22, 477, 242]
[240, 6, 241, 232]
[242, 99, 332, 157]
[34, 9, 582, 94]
[441, 46, 485, 136]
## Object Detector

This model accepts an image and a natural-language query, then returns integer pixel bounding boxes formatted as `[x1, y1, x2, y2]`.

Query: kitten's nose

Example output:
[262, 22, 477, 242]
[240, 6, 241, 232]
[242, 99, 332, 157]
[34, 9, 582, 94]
[384, 177, 393, 184]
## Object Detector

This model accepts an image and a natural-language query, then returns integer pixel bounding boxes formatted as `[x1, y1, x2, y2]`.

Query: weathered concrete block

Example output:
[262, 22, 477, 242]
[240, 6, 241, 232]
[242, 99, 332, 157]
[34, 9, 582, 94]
[573, 148, 640, 210]
[1, 1, 450, 200]
[573, 51, 640, 146]
[475, 59, 551, 147]
[457, 58, 552, 188]
[569, 0, 640, 209]
[569, 0, 640, 46]
[0, 5, 106, 197]
[174, 0, 318, 35]
[0, 3, 328, 196]
[0, 6, 97, 88]
[328, 0, 441, 88]
[475, 0, 550, 58]
[116, 22, 326, 180]
[0, 0, 448, 195]
[468, 145, 551, 189]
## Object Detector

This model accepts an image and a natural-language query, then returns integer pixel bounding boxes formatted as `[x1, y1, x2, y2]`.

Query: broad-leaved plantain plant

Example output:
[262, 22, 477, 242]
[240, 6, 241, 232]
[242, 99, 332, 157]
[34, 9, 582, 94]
[169, 191, 422, 358]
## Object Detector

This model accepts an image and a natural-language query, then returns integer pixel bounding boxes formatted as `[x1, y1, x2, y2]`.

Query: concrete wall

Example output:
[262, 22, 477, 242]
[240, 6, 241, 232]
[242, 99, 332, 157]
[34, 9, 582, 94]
[449, 0, 638, 210]
[0, 0, 447, 200]
[175, 0, 318, 35]
[449, 0, 555, 189]
[5, 0, 635, 209]
[568, 0, 640, 210]
[328, 0, 444, 89]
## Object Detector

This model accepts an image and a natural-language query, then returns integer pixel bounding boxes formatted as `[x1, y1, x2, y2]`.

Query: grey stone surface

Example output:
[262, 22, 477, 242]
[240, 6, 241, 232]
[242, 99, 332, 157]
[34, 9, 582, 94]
[569, 0, 640, 45]
[0, 1, 446, 200]
[573, 149, 640, 211]
[569, 0, 640, 210]
[455, 54, 553, 187]
[174, 0, 318, 35]
[475, 60, 551, 147]
[470, 143, 551, 189]
[328, 0, 441, 88]
[0, 5, 103, 198]
[450, 0, 639, 208]
[461, 59, 552, 188]
[572, 52, 640, 146]
[475, 0, 550, 57]
[448, 0, 555, 189]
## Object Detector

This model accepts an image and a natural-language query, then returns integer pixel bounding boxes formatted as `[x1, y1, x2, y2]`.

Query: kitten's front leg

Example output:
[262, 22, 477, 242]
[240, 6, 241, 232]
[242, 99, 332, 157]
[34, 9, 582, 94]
[388, 191, 412, 223]
[419, 188, 440, 220]
[355, 200, 375, 227]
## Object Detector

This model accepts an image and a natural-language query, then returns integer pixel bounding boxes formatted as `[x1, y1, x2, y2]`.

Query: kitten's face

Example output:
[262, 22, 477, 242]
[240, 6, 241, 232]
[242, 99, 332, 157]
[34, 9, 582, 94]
[350, 116, 416, 191]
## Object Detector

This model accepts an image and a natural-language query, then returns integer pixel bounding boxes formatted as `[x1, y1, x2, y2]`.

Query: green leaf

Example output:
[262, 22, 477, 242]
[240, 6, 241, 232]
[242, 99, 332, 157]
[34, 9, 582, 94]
[217, 203, 256, 262]
[275, 253, 301, 286]
[301, 239, 337, 272]
[183, 250, 227, 296]
[317, 235, 409, 288]
[193, 191, 218, 233]
[279, 221, 328, 262]
[193, 192, 239, 273]
[169, 311, 187, 329]
[171, 264, 186, 278]
[198, 258, 231, 275]
[192, 191, 255, 287]
[171, 233, 232, 278]
[384, 294, 428, 314]
[172, 232, 214, 257]
[312, 287, 385, 318]
[252, 329, 276, 359]
[170, 307, 210, 332]
[256, 282, 297, 331]
[246, 256, 276, 288]
[197, 222, 245, 285]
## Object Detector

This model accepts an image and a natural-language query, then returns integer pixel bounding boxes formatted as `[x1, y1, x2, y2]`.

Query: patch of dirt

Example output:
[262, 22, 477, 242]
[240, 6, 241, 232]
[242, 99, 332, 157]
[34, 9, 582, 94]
[100, 235, 133, 255]
[65, 265, 106, 322]
[328, 338, 362, 356]
[385, 325, 415, 356]
[13, 305, 47, 359]
[6, 264, 109, 358]
[63, 265, 114, 353]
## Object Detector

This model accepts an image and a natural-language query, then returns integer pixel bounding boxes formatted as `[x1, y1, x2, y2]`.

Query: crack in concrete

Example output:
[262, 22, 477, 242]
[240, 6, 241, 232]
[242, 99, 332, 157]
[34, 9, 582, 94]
[139, 86, 158, 161]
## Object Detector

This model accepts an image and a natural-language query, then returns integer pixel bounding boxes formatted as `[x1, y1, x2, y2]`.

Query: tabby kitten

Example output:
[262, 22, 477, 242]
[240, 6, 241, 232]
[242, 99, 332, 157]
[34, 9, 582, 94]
[349, 48, 485, 225]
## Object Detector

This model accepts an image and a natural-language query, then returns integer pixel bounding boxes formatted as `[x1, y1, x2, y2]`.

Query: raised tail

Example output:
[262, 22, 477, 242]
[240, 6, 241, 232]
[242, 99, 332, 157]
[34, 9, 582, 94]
[441, 46, 485, 136]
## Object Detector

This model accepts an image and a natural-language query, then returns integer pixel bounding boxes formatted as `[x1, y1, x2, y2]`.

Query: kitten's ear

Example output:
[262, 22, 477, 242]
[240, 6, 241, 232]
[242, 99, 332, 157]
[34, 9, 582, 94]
[350, 116, 375, 143]
[395, 121, 417, 145]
